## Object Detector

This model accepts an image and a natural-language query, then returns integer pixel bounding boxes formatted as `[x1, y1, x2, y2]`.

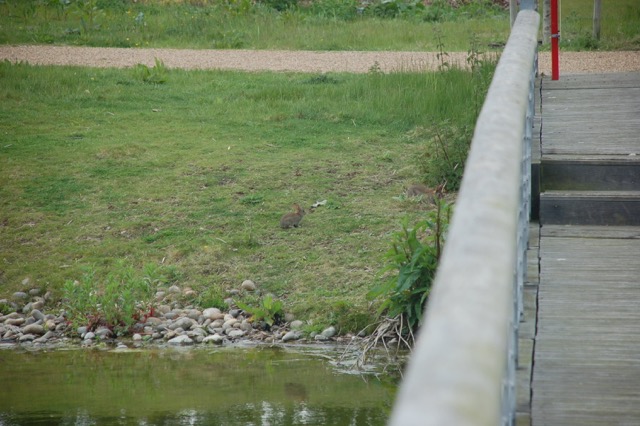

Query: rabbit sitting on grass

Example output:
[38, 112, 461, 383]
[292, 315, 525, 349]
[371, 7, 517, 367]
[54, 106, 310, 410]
[406, 183, 435, 201]
[280, 203, 305, 229]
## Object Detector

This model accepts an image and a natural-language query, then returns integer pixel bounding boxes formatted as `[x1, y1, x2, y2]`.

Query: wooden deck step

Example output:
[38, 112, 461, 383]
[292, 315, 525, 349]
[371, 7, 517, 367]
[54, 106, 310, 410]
[541, 155, 640, 191]
[532, 225, 640, 426]
[540, 191, 640, 226]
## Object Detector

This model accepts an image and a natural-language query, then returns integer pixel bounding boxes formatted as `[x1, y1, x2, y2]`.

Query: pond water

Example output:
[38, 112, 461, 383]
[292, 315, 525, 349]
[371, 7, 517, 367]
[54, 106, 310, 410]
[0, 343, 400, 425]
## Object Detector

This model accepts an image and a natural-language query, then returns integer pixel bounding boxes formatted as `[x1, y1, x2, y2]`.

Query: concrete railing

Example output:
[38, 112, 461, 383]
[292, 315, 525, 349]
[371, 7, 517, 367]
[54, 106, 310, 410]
[389, 10, 540, 426]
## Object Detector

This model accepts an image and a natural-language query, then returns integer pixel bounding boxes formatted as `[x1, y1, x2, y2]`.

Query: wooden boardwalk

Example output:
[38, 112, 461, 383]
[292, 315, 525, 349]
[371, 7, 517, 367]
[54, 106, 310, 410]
[529, 73, 640, 426]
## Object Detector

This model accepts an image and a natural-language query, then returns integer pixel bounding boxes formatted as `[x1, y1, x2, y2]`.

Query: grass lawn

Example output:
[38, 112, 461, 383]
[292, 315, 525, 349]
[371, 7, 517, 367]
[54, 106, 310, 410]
[0, 0, 637, 51]
[0, 60, 488, 329]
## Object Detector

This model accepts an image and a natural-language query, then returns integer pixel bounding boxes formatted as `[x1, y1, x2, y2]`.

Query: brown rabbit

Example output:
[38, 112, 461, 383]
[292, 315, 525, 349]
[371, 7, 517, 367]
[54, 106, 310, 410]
[406, 183, 435, 200]
[280, 203, 305, 228]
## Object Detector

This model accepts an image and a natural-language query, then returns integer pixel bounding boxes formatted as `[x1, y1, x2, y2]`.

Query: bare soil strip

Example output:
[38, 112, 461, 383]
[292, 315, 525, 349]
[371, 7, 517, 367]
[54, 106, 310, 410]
[1, 45, 639, 74]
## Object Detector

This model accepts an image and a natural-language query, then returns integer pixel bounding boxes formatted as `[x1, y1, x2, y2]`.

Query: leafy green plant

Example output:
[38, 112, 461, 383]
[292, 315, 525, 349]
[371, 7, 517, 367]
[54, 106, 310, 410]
[62, 263, 159, 335]
[236, 294, 285, 328]
[72, 0, 105, 34]
[133, 58, 168, 85]
[369, 199, 451, 333]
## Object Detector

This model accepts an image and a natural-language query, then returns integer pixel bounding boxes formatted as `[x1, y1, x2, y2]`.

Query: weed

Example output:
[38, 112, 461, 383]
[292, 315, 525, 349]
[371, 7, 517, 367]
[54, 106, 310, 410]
[418, 121, 472, 191]
[72, 0, 105, 34]
[0, 300, 15, 315]
[196, 287, 228, 311]
[62, 263, 162, 335]
[236, 294, 285, 328]
[368, 198, 451, 335]
[133, 58, 168, 84]
[434, 26, 449, 71]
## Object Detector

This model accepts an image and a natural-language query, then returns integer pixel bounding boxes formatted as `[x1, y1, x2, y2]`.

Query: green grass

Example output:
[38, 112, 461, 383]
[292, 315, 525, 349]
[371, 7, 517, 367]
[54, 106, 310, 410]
[0, 0, 510, 51]
[0, 60, 491, 327]
[1, 0, 638, 51]
[556, 0, 640, 50]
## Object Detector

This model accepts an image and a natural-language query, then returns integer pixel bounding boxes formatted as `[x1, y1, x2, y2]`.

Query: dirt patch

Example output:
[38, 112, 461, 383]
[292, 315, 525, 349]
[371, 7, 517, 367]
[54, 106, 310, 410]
[1, 45, 639, 74]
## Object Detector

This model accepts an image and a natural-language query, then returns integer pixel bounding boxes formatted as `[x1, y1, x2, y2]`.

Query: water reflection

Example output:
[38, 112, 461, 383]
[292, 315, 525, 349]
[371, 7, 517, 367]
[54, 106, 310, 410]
[0, 345, 398, 425]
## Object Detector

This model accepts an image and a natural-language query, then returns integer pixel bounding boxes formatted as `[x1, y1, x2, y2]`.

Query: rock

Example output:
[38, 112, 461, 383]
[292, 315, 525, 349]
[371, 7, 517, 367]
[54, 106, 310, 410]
[168, 335, 193, 345]
[282, 330, 301, 342]
[22, 324, 45, 335]
[240, 320, 253, 332]
[95, 327, 113, 339]
[12, 292, 28, 300]
[77, 326, 88, 337]
[290, 320, 304, 330]
[5, 317, 25, 327]
[156, 305, 171, 315]
[223, 297, 235, 307]
[44, 319, 56, 331]
[321, 326, 336, 338]
[202, 308, 224, 320]
[155, 291, 166, 301]
[284, 313, 295, 322]
[31, 309, 46, 322]
[42, 330, 56, 340]
[133, 334, 143, 341]
[22, 278, 31, 286]
[168, 317, 193, 331]
[145, 317, 163, 326]
[21, 303, 33, 314]
[163, 312, 178, 320]
[84, 332, 95, 340]
[31, 300, 44, 311]
[314, 334, 329, 341]
[44, 291, 53, 301]
[19, 334, 35, 342]
[203, 334, 224, 344]
[168, 285, 181, 294]
[229, 309, 241, 318]
[241, 280, 256, 291]
[227, 329, 245, 339]
[183, 290, 197, 298]
[186, 309, 201, 320]
[222, 319, 238, 330]
[189, 327, 207, 338]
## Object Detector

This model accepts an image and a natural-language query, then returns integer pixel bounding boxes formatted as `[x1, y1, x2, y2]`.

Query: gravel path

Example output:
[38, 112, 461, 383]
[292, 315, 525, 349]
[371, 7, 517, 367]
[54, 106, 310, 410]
[1, 45, 639, 74]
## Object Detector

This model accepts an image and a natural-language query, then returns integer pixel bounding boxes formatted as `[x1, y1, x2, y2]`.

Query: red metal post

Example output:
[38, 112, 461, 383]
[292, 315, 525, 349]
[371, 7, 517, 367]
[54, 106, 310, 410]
[551, 0, 560, 80]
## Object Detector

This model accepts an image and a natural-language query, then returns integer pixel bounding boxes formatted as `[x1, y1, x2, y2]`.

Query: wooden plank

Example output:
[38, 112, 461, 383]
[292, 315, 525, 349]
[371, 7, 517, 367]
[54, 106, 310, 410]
[541, 224, 640, 239]
[540, 74, 640, 162]
[540, 191, 640, 226]
[541, 160, 640, 191]
[542, 72, 640, 90]
[532, 232, 640, 426]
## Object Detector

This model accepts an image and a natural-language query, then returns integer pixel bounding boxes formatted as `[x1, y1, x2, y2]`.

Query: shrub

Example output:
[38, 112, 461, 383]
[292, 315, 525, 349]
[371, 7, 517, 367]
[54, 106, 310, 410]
[368, 199, 451, 333]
